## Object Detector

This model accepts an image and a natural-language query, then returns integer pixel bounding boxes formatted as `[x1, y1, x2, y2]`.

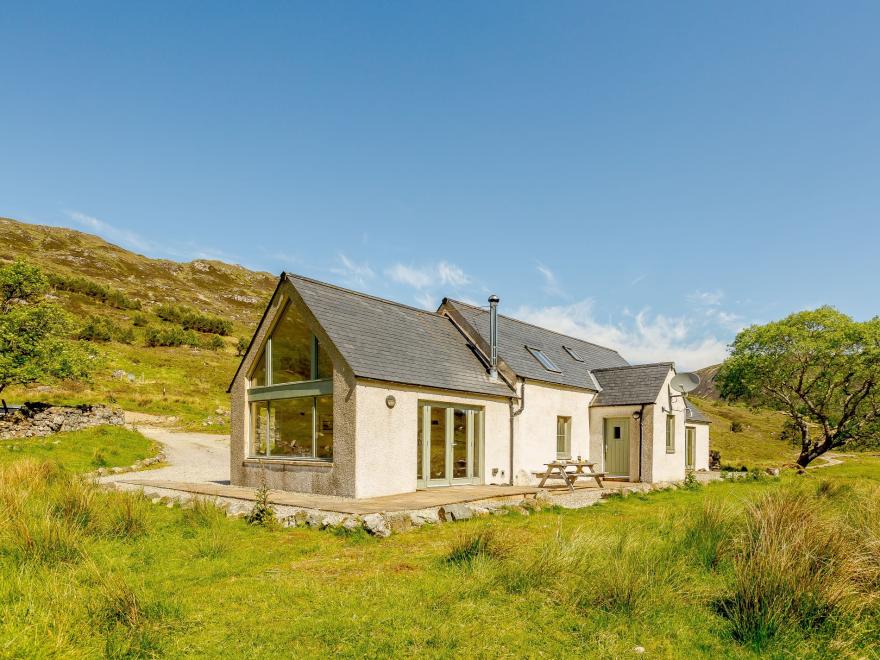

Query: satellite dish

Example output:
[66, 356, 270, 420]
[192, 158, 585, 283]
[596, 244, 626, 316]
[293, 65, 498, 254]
[670, 372, 701, 394]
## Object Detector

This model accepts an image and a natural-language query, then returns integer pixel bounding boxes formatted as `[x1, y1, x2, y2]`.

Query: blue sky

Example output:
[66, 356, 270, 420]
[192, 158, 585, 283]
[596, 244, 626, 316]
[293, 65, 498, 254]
[2, 2, 878, 370]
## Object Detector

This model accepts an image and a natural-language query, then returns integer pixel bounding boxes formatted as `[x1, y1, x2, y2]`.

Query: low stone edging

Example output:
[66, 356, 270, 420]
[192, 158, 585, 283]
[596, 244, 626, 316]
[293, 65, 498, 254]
[0, 402, 124, 440]
[87, 450, 167, 479]
[115, 473, 746, 538]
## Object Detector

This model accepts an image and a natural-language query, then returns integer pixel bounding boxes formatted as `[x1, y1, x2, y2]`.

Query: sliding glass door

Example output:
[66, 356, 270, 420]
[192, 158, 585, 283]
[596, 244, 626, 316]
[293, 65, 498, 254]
[417, 402, 483, 487]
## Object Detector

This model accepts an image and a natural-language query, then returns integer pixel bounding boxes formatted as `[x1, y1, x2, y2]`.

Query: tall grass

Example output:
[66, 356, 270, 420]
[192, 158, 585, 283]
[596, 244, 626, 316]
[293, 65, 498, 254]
[444, 527, 508, 566]
[718, 490, 876, 649]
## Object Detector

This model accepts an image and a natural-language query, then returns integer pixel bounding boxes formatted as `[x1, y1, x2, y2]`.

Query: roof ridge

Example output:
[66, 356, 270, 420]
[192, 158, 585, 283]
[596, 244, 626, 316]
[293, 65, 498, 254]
[286, 273, 445, 318]
[591, 362, 674, 373]
[445, 298, 625, 357]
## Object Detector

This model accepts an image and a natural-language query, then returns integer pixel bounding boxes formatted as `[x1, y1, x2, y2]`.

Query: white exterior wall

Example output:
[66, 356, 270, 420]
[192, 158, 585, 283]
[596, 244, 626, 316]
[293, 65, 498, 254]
[353, 380, 510, 498]
[512, 381, 595, 485]
[645, 370, 688, 483]
[689, 422, 710, 471]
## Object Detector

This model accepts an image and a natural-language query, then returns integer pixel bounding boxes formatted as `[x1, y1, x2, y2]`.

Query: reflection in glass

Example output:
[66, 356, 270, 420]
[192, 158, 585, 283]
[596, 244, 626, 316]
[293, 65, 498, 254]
[271, 302, 312, 384]
[315, 395, 334, 459]
[452, 409, 468, 479]
[417, 405, 424, 480]
[251, 350, 267, 387]
[316, 340, 333, 379]
[271, 397, 313, 457]
[429, 407, 447, 480]
[251, 401, 268, 455]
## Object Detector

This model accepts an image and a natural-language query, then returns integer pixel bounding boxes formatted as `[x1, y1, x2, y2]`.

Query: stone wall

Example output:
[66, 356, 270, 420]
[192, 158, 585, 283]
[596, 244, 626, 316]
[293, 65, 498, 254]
[0, 402, 125, 440]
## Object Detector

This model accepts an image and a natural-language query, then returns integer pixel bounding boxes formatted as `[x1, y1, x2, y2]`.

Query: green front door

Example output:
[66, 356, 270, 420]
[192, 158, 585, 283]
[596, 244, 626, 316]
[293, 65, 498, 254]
[604, 418, 630, 478]
[686, 426, 696, 469]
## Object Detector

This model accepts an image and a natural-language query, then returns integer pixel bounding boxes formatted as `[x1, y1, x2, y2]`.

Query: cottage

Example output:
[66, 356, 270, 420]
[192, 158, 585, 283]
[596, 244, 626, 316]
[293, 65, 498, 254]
[228, 273, 711, 498]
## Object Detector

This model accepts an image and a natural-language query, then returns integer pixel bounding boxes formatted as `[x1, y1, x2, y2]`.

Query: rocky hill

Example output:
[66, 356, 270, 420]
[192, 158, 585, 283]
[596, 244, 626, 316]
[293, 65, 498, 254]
[693, 364, 722, 400]
[1, 217, 278, 430]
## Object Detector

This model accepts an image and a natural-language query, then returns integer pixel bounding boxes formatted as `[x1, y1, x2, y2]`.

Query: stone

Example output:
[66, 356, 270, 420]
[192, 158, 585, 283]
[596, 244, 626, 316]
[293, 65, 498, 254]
[305, 511, 326, 529]
[320, 513, 346, 529]
[363, 513, 391, 538]
[409, 509, 441, 526]
[386, 512, 413, 533]
[440, 503, 474, 522]
[342, 515, 363, 532]
[634, 646, 646, 654]
[766, 467, 781, 477]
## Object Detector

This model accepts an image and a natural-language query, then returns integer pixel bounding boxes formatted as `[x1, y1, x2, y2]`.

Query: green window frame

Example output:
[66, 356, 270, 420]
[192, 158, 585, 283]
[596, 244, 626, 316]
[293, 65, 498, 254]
[246, 298, 334, 461]
[666, 414, 676, 453]
[556, 416, 572, 459]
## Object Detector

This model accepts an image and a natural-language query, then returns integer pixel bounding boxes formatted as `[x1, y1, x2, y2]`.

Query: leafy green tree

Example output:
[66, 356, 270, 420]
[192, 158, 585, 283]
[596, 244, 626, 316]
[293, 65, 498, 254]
[236, 336, 249, 357]
[718, 306, 880, 467]
[0, 260, 94, 397]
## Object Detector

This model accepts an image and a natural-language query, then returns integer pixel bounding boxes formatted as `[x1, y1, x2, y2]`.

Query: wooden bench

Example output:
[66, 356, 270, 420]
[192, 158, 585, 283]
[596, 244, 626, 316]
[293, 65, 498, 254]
[536, 461, 606, 491]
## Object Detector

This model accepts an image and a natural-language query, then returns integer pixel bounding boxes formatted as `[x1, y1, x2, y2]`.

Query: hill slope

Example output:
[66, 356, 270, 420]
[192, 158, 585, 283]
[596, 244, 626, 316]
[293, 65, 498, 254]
[1, 217, 277, 430]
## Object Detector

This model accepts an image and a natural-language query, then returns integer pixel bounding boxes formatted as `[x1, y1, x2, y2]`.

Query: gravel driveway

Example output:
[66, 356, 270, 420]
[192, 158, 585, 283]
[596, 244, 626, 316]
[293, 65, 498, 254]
[101, 427, 229, 486]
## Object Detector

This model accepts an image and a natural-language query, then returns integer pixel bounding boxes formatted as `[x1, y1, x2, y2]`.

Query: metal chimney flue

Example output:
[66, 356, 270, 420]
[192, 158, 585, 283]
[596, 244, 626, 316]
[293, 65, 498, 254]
[488, 295, 500, 381]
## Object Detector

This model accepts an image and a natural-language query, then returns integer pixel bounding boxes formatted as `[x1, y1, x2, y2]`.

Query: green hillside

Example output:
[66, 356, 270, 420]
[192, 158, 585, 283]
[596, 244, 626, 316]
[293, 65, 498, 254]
[1, 217, 277, 430]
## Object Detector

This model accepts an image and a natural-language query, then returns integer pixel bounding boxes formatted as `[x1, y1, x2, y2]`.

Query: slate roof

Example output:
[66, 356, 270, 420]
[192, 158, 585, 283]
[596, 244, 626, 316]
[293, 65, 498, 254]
[592, 363, 674, 406]
[442, 299, 629, 391]
[685, 400, 711, 424]
[287, 275, 514, 397]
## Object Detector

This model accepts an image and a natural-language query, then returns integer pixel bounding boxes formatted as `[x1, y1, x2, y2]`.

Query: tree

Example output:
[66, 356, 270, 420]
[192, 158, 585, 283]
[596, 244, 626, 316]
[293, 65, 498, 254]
[236, 337, 249, 357]
[0, 260, 94, 397]
[718, 306, 880, 468]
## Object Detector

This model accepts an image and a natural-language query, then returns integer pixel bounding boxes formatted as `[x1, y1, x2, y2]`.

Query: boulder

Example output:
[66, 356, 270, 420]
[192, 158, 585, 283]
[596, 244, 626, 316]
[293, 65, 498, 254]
[409, 509, 441, 526]
[439, 503, 473, 522]
[363, 513, 391, 538]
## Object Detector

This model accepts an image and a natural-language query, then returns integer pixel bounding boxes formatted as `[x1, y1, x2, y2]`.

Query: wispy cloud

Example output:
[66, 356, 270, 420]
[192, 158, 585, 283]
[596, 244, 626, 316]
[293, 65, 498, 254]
[64, 209, 245, 265]
[631, 273, 647, 286]
[331, 253, 374, 289]
[386, 261, 471, 289]
[687, 289, 724, 306]
[537, 264, 565, 297]
[511, 299, 729, 370]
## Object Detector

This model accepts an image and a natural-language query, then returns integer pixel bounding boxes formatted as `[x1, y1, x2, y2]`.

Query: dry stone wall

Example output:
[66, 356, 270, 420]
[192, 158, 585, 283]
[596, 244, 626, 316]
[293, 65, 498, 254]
[0, 402, 124, 440]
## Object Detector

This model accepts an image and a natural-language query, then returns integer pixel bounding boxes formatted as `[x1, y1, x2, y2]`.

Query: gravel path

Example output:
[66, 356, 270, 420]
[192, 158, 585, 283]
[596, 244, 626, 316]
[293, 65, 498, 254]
[100, 427, 229, 486]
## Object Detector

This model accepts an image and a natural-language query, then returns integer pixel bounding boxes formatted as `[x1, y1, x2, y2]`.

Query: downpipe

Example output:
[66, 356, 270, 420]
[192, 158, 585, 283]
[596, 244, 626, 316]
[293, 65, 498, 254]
[509, 380, 526, 485]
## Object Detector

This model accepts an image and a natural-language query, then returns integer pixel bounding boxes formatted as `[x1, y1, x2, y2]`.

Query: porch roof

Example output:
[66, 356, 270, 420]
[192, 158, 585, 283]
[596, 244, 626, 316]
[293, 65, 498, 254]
[591, 362, 674, 406]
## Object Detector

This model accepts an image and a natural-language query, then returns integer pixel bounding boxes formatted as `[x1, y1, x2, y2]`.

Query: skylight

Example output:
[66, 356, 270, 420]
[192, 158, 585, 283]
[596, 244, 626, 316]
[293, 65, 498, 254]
[526, 346, 562, 373]
[563, 346, 584, 362]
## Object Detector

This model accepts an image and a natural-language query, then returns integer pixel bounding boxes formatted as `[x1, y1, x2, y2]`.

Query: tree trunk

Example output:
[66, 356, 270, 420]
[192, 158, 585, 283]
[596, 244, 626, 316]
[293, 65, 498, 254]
[796, 437, 833, 468]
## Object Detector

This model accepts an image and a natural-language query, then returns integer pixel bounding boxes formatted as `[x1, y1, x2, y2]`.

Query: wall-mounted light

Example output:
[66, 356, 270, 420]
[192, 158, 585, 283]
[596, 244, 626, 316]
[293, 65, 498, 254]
[632, 410, 641, 420]
[385, 395, 396, 409]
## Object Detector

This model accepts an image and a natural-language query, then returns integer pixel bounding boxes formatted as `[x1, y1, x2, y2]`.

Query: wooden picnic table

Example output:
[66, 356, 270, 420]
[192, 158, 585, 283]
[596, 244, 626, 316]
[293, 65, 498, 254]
[536, 459, 605, 491]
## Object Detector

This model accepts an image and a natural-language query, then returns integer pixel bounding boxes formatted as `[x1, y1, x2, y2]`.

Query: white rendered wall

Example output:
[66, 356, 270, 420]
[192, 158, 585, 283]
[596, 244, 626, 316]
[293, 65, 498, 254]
[512, 381, 595, 485]
[690, 422, 710, 471]
[646, 369, 688, 483]
[589, 404, 647, 481]
[353, 380, 511, 498]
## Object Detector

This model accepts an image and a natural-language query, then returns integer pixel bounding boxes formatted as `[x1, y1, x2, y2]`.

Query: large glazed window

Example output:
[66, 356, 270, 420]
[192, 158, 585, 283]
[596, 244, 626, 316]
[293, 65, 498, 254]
[247, 298, 334, 461]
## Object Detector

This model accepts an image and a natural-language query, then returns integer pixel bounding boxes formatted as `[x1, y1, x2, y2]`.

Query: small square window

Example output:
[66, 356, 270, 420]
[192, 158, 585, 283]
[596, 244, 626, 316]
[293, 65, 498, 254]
[563, 346, 584, 362]
[613, 426, 621, 439]
[526, 346, 562, 373]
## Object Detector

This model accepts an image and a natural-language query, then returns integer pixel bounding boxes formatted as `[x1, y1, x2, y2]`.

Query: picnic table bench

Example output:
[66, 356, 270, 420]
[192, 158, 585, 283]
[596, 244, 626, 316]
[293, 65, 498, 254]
[535, 459, 605, 491]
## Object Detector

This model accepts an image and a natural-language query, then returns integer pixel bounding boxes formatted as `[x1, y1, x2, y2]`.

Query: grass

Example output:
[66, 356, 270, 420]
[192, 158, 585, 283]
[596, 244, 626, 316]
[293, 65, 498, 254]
[0, 425, 156, 472]
[0, 453, 877, 657]
[690, 395, 799, 469]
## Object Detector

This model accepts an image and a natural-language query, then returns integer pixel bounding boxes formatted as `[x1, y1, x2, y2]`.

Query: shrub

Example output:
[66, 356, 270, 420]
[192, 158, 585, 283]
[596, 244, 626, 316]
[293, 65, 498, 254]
[48, 273, 141, 310]
[730, 421, 744, 433]
[683, 469, 701, 490]
[155, 303, 232, 336]
[131, 312, 148, 327]
[236, 336, 249, 356]
[78, 315, 135, 343]
[246, 474, 276, 528]
[144, 326, 201, 348]
[203, 335, 225, 351]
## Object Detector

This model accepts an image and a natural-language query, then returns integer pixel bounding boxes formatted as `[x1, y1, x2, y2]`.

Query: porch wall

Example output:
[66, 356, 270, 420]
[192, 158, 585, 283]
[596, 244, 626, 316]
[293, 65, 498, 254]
[512, 382, 595, 485]
[589, 404, 650, 481]
[690, 422, 710, 471]
[353, 381, 511, 499]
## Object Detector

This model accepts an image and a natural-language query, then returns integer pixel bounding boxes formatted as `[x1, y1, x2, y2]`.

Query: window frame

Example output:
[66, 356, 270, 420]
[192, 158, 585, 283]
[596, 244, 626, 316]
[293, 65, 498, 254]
[556, 416, 572, 459]
[526, 346, 562, 373]
[246, 297, 334, 461]
[563, 346, 584, 362]
[666, 414, 676, 453]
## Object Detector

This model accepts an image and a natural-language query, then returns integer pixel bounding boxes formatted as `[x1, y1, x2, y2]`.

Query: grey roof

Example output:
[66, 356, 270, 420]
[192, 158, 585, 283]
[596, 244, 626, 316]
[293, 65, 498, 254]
[443, 299, 629, 391]
[685, 400, 711, 424]
[288, 275, 513, 397]
[592, 363, 674, 406]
